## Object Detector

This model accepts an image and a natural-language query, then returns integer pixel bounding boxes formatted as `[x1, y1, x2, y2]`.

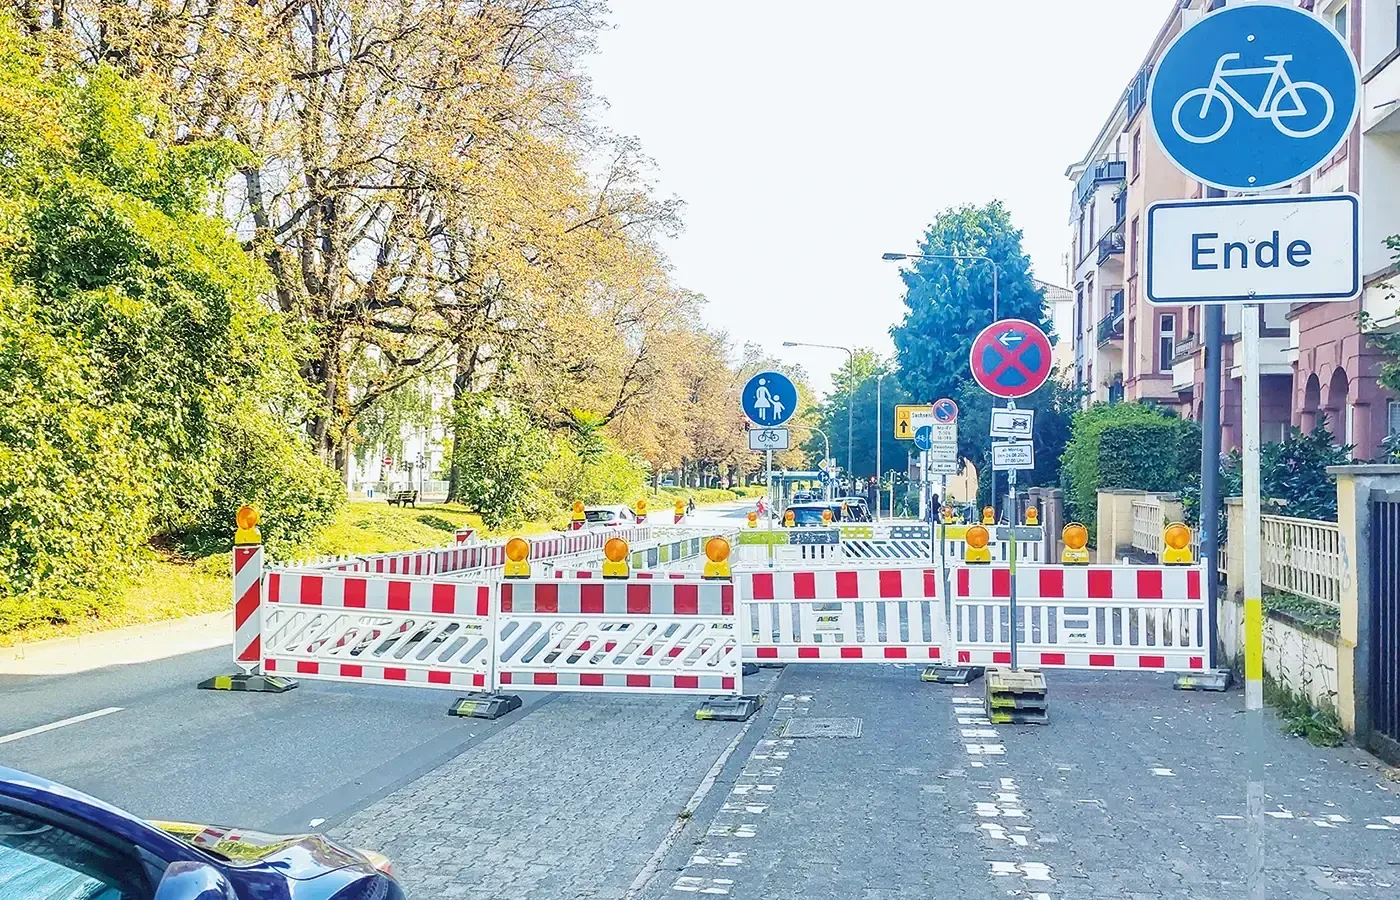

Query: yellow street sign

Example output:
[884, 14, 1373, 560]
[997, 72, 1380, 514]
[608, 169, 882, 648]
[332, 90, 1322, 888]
[894, 404, 931, 441]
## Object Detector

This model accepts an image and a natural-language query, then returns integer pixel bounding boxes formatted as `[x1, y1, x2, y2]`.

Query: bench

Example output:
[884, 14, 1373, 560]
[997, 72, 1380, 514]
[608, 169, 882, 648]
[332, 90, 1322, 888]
[387, 490, 419, 508]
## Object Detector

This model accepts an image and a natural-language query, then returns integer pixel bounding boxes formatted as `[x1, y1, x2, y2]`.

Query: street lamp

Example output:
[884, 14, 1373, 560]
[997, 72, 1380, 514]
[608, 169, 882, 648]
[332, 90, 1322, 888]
[875, 370, 888, 521]
[784, 424, 833, 500]
[782, 341, 854, 496]
[881, 252, 1000, 322]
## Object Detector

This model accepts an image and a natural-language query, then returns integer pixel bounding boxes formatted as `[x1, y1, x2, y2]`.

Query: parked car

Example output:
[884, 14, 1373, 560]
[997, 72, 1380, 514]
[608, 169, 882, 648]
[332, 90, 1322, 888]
[0, 766, 402, 900]
[834, 496, 872, 522]
[583, 505, 636, 527]
[790, 490, 820, 503]
[782, 501, 846, 526]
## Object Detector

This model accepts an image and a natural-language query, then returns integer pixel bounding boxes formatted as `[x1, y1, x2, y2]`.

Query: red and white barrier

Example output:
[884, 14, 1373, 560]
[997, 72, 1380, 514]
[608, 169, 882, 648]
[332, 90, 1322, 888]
[951, 565, 1208, 671]
[232, 545, 264, 673]
[494, 579, 741, 694]
[260, 571, 494, 690]
[737, 567, 946, 662]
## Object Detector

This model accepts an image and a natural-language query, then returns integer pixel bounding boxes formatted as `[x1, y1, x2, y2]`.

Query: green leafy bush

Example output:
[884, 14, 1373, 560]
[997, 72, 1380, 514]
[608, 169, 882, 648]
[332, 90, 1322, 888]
[1060, 403, 1200, 534]
[449, 400, 551, 529]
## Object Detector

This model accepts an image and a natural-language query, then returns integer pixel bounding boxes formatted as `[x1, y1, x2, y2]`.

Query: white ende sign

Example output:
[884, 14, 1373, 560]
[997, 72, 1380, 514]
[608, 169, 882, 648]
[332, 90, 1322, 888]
[1145, 194, 1358, 305]
[748, 428, 790, 451]
[991, 441, 1035, 472]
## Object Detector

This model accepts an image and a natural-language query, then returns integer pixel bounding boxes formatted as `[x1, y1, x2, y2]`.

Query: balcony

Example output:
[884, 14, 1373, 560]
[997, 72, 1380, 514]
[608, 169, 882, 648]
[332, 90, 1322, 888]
[1096, 290, 1124, 346]
[1097, 225, 1125, 265]
[1075, 157, 1127, 207]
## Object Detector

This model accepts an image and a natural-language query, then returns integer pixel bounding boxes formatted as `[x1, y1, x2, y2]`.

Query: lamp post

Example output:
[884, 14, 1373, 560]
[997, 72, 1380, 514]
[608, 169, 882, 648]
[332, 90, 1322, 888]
[784, 424, 832, 500]
[875, 370, 887, 521]
[782, 341, 854, 495]
[881, 252, 1000, 322]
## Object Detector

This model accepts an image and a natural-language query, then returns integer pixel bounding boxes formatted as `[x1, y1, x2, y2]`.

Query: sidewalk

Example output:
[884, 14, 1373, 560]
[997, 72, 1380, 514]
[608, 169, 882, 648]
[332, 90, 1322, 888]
[0, 611, 231, 676]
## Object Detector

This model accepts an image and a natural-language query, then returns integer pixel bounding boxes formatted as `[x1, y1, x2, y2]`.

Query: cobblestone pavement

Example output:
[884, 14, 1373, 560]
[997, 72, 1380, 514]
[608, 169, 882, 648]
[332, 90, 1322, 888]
[330, 671, 781, 900]
[640, 666, 1400, 900]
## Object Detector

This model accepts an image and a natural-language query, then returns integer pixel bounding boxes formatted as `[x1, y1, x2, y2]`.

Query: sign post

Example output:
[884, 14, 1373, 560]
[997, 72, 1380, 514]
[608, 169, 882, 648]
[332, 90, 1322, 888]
[743, 371, 799, 569]
[1147, 5, 1361, 893]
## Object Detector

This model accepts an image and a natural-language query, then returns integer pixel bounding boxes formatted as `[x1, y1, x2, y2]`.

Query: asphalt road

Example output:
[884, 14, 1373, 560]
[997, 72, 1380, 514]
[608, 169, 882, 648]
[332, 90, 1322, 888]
[0, 502, 753, 834]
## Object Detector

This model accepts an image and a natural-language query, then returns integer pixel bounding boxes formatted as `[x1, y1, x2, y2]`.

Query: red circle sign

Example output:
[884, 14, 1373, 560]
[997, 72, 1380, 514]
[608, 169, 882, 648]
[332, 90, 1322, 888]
[968, 319, 1053, 400]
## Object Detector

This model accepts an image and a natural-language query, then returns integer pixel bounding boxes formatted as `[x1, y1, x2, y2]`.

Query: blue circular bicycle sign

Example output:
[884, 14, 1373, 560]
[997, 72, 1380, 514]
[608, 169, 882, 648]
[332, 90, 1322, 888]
[1148, 3, 1359, 192]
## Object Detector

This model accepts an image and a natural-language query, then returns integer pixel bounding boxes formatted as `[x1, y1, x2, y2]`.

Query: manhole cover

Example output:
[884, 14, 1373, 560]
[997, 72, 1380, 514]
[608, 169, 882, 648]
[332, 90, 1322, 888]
[781, 717, 862, 738]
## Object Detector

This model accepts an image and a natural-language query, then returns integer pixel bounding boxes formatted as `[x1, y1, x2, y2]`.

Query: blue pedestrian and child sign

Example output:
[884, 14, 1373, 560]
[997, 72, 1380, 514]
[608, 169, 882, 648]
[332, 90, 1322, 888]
[741, 371, 797, 427]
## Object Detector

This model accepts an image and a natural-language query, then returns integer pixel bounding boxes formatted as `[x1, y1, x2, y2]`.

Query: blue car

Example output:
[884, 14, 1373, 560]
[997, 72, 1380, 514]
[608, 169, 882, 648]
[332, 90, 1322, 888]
[0, 766, 404, 899]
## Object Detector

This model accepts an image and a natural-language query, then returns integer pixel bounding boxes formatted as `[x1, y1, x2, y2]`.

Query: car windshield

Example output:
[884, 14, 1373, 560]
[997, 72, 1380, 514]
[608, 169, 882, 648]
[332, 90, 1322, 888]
[0, 810, 144, 900]
[787, 507, 829, 526]
[583, 510, 617, 523]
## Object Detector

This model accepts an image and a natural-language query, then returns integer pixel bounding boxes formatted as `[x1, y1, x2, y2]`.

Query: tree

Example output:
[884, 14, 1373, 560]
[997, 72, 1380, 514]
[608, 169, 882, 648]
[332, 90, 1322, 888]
[890, 201, 1052, 406]
[805, 352, 915, 480]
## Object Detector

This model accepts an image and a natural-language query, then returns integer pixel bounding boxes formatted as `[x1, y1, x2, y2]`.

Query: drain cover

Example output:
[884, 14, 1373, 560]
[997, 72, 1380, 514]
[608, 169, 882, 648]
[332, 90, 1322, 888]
[781, 717, 862, 738]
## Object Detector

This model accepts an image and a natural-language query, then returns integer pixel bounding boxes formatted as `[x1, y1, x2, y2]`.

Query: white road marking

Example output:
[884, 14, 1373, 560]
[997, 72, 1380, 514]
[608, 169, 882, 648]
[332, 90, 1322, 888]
[308, 817, 326, 828]
[1151, 767, 1176, 777]
[0, 707, 123, 745]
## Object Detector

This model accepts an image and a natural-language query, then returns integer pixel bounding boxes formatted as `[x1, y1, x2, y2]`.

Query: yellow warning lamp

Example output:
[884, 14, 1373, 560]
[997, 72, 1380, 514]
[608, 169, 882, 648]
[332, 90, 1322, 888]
[747, 510, 758, 528]
[1025, 506, 1039, 527]
[234, 505, 261, 545]
[503, 537, 532, 578]
[821, 508, 833, 525]
[635, 497, 647, 523]
[964, 524, 992, 564]
[942, 507, 954, 524]
[784, 509, 795, 528]
[674, 498, 686, 520]
[602, 537, 630, 578]
[1162, 522, 1194, 565]
[703, 536, 732, 579]
[1061, 522, 1090, 565]
[571, 500, 586, 530]
[981, 506, 995, 525]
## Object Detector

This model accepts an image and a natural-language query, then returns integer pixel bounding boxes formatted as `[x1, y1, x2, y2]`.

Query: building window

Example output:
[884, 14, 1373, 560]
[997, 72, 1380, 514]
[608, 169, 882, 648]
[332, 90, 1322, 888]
[1159, 313, 1176, 372]
[1389, 399, 1400, 436]
[1131, 130, 1142, 180]
[1127, 315, 1136, 379]
[1333, 4, 1348, 39]
[1089, 201, 1096, 245]
[1129, 216, 1140, 277]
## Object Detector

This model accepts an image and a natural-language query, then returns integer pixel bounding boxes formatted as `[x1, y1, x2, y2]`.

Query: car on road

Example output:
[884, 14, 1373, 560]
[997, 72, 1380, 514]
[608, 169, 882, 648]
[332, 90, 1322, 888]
[781, 501, 846, 526]
[834, 497, 872, 522]
[583, 505, 637, 527]
[790, 489, 821, 503]
[0, 766, 402, 900]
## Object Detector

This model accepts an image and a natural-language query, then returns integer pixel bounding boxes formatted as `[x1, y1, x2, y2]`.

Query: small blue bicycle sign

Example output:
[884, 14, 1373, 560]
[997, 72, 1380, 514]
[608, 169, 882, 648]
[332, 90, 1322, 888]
[1149, 4, 1359, 192]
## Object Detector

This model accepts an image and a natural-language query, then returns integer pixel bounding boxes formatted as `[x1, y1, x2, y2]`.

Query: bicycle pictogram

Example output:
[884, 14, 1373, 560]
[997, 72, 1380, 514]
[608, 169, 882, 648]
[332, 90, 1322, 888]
[1171, 52, 1334, 145]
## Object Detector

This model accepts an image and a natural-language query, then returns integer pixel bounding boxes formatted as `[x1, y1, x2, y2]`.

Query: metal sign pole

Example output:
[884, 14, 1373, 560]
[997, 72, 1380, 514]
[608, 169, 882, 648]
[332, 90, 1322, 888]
[1005, 399, 1019, 672]
[766, 448, 775, 569]
[1242, 303, 1265, 900]
[940, 473, 952, 666]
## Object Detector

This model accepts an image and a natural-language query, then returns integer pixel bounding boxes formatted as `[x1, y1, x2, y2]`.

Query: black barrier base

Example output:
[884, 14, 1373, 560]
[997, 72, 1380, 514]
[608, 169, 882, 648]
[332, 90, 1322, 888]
[742, 663, 760, 676]
[448, 692, 522, 720]
[920, 664, 985, 685]
[695, 695, 762, 722]
[1173, 669, 1233, 692]
[197, 673, 298, 693]
[986, 667, 1049, 725]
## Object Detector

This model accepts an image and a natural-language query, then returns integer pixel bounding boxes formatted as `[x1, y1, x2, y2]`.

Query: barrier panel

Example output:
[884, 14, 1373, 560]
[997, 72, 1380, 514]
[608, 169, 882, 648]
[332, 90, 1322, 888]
[951, 564, 1208, 671]
[737, 567, 946, 662]
[260, 570, 495, 690]
[494, 579, 743, 694]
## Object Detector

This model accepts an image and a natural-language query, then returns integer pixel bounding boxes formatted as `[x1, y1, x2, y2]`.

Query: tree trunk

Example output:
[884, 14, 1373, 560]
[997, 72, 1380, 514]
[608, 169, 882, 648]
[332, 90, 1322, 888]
[445, 344, 481, 504]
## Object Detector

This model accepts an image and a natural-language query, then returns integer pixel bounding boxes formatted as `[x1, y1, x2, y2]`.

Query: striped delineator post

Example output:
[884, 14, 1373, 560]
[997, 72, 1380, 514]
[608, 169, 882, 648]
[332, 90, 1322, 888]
[232, 543, 263, 674]
[198, 506, 296, 692]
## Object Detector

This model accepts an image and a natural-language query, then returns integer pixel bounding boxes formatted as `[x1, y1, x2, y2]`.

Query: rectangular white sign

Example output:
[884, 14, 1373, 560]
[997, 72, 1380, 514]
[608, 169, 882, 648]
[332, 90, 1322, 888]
[927, 458, 959, 475]
[1145, 194, 1358, 305]
[989, 409, 1034, 440]
[932, 423, 957, 444]
[991, 441, 1035, 471]
[927, 443, 958, 463]
[748, 428, 790, 451]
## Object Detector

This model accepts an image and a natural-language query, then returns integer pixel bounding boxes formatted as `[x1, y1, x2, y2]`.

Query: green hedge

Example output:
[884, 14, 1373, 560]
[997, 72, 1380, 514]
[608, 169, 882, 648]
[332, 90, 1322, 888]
[1060, 403, 1201, 537]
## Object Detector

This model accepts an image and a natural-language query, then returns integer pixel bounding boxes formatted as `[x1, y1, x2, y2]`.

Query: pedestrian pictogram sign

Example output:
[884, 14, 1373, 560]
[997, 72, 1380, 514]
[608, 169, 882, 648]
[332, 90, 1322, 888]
[742, 371, 797, 427]
[894, 404, 931, 441]
[968, 319, 1053, 400]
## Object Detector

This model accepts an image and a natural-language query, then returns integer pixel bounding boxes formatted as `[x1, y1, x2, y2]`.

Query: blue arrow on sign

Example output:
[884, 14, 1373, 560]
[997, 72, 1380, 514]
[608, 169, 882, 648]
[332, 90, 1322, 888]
[1148, 3, 1360, 192]
[914, 425, 934, 451]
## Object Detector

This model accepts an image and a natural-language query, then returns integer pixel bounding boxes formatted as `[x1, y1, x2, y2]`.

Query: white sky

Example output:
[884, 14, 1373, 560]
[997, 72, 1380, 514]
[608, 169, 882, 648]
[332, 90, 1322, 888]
[584, 0, 1172, 393]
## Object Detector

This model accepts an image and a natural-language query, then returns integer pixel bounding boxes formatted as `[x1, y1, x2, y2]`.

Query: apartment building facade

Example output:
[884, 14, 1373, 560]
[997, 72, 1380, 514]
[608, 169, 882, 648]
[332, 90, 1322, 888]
[1066, 0, 1400, 458]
